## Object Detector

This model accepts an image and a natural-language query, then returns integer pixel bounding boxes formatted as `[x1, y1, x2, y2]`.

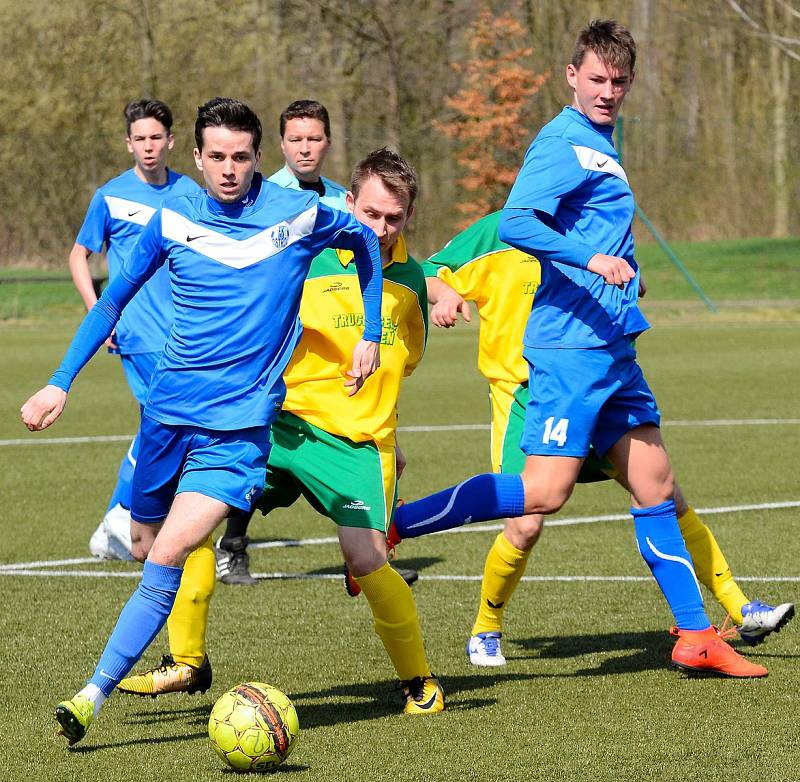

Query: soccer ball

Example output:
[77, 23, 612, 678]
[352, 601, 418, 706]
[208, 682, 300, 771]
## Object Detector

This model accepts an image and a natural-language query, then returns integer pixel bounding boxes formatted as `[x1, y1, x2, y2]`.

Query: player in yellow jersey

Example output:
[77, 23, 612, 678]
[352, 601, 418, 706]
[120, 148, 443, 714]
[423, 211, 794, 666]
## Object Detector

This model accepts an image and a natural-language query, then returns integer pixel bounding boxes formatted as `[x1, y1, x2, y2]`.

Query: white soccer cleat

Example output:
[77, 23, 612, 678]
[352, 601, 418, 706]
[89, 521, 115, 559]
[738, 601, 795, 646]
[101, 503, 135, 560]
[467, 632, 506, 667]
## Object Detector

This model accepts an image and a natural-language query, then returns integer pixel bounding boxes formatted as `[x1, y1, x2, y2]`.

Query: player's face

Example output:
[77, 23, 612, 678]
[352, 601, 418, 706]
[126, 117, 174, 178]
[194, 127, 261, 204]
[280, 118, 330, 183]
[566, 49, 634, 126]
[346, 175, 413, 263]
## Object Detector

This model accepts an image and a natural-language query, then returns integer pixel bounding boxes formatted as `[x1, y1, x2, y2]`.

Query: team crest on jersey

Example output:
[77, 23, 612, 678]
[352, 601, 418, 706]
[271, 225, 290, 249]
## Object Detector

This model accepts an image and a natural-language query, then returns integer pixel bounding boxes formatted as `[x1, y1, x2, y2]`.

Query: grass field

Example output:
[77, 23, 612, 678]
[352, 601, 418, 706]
[1, 252, 798, 781]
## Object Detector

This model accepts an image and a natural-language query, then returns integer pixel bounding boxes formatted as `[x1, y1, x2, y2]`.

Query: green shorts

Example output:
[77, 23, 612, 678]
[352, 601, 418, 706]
[256, 412, 396, 532]
[500, 383, 617, 483]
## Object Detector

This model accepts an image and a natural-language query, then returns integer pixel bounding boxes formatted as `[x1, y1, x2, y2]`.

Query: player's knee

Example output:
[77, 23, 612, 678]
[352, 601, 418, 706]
[343, 546, 386, 579]
[520, 476, 571, 515]
[504, 515, 544, 550]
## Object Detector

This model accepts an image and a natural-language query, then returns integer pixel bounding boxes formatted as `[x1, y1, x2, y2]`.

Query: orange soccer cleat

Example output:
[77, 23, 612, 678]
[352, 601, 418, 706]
[670, 626, 768, 678]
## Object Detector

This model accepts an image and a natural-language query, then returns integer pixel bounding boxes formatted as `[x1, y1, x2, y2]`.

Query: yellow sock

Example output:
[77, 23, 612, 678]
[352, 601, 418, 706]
[168, 536, 216, 667]
[678, 506, 749, 624]
[355, 562, 431, 682]
[472, 532, 531, 636]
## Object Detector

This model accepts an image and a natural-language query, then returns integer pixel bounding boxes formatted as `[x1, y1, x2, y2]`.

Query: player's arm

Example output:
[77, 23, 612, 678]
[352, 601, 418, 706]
[316, 203, 383, 395]
[426, 276, 472, 328]
[21, 214, 166, 431]
[500, 137, 635, 285]
[68, 243, 98, 311]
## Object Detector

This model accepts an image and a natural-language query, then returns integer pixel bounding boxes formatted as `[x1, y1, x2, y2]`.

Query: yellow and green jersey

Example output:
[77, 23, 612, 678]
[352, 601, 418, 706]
[283, 234, 428, 447]
[422, 211, 540, 385]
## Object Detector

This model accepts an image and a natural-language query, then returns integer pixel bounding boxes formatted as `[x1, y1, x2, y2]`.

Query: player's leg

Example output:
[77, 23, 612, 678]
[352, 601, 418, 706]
[601, 354, 767, 677]
[90, 352, 160, 560]
[57, 422, 270, 742]
[672, 485, 794, 643]
[469, 382, 540, 666]
[282, 416, 443, 714]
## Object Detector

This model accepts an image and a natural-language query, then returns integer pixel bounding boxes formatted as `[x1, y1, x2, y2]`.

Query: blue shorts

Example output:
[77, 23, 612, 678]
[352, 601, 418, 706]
[120, 351, 161, 406]
[130, 414, 271, 523]
[520, 339, 660, 459]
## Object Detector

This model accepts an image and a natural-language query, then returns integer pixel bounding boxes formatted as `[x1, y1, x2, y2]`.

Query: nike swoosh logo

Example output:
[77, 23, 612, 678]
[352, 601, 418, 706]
[487, 599, 505, 609]
[127, 210, 143, 217]
[597, 159, 608, 168]
[99, 670, 115, 680]
[417, 690, 440, 710]
[699, 649, 708, 659]
[186, 234, 208, 242]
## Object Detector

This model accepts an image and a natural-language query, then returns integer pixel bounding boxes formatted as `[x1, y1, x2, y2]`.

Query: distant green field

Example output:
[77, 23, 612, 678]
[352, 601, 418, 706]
[2, 235, 800, 322]
[1, 312, 798, 781]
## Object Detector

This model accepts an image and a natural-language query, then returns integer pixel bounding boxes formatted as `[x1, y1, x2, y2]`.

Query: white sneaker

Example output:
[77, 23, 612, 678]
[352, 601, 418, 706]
[102, 504, 135, 560]
[467, 632, 506, 667]
[738, 601, 795, 646]
[89, 521, 115, 559]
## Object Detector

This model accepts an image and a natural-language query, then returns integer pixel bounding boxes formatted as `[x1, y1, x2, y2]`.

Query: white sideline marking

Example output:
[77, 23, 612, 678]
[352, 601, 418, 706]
[1, 500, 797, 579]
[2, 418, 800, 446]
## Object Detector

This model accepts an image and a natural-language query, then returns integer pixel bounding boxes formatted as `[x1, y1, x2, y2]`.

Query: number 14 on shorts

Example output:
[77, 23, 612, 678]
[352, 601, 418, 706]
[542, 417, 569, 446]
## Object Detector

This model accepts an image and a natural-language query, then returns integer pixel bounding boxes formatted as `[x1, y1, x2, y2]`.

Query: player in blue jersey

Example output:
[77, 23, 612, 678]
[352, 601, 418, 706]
[21, 97, 383, 745]
[266, 100, 348, 210]
[70, 99, 201, 560]
[388, 20, 770, 678]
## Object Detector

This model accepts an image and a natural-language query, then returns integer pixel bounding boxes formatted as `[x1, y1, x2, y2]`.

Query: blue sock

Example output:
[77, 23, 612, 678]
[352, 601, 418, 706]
[89, 560, 183, 695]
[106, 433, 140, 512]
[632, 500, 710, 631]
[395, 473, 525, 538]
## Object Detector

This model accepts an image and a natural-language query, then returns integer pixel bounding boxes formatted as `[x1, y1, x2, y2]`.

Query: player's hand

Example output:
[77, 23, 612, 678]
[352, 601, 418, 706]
[587, 253, 636, 288]
[344, 339, 380, 396]
[430, 288, 472, 328]
[20, 385, 67, 431]
[395, 443, 407, 478]
[638, 272, 647, 298]
[105, 329, 118, 350]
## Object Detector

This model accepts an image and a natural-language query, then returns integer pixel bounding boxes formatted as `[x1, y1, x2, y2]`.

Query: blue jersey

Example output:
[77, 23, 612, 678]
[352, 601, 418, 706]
[76, 168, 201, 354]
[267, 166, 348, 211]
[51, 176, 383, 431]
[501, 106, 649, 349]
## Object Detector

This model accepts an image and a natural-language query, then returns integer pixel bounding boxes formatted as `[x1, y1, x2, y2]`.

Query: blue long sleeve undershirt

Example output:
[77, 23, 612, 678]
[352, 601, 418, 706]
[499, 207, 597, 270]
[49, 274, 143, 392]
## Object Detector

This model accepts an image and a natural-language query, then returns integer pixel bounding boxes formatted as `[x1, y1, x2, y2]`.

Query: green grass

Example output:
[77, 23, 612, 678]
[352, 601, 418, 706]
[1, 306, 798, 781]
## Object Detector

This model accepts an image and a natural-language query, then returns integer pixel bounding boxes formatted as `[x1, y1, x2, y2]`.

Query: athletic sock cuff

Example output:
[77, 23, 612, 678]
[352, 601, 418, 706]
[142, 560, 183, 591]
[495, 474, 525, 518]
[630, 499, 676, 519]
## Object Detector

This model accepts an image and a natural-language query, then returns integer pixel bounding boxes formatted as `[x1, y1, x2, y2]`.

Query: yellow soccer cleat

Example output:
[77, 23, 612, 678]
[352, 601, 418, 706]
[401, 675, 445, 715]
[117, 654, 212, 697]
[55, 694, 94, 746]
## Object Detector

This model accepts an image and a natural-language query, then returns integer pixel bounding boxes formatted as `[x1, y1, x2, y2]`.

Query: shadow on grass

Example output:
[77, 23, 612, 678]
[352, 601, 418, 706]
[292, 671, 538, 728]
[69, 729, 208, 753]
[511, 629, 675, 676]
[300, 556, 443, 578]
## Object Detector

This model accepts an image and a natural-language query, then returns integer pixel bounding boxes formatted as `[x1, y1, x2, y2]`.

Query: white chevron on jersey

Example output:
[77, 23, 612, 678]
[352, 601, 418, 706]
[571, 145, 629, 184]
[104, 196, 157, 226]
[161, 205, 319, 269]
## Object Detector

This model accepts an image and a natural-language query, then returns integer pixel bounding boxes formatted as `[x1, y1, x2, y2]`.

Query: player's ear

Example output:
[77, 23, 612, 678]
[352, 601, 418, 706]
[345, 190, 356, 213]
[167, 133, 175, 151]
[125, 136, 134, 155]
[255, 148, 262, 169]
[193, 148, 203, 172]
[566, 63, 577, 90]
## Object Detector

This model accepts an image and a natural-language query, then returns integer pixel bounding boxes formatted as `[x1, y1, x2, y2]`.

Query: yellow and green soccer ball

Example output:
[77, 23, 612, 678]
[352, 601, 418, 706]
[208, 682, 300, 772]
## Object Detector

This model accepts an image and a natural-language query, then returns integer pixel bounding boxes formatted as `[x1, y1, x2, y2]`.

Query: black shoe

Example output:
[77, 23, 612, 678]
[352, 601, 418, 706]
[215, 536, 258, 586]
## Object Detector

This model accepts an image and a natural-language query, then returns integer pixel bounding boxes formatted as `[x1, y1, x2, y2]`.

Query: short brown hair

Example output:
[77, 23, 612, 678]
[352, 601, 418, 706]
[124, 99, 173, 135]
[571, 19, 636, 74]
[351, 147, 418, 208]
[279, 100, 331, 138]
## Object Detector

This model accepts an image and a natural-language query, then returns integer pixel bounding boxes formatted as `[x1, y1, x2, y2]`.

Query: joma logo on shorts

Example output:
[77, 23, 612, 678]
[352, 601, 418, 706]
[342, 499, 372, 511]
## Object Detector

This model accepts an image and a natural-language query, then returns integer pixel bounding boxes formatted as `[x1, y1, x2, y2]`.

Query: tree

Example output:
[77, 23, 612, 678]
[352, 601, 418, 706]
[434, 4, 549, 225]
